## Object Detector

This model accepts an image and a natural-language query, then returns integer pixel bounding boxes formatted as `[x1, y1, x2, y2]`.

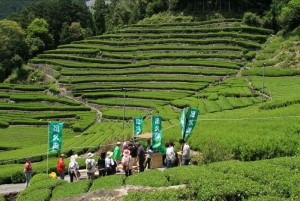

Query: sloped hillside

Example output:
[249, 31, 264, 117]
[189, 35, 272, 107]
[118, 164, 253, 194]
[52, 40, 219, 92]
[30, 19, 273, 121]
[243, 27, 300, 77]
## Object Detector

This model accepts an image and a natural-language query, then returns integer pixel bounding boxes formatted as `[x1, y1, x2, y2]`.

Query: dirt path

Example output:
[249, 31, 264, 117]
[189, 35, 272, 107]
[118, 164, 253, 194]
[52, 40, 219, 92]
[31, 64, 102, 122]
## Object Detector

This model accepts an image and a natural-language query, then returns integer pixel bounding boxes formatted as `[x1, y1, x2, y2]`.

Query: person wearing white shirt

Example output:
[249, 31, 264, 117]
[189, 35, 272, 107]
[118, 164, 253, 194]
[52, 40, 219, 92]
[105, 151, 115, 175]
[179, 139, 190, 165]
[85, 152, 96, 180]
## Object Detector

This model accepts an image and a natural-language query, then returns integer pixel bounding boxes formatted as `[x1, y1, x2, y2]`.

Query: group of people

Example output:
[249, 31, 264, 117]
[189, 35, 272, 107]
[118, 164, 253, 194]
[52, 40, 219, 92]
[23, 139, 191, 187]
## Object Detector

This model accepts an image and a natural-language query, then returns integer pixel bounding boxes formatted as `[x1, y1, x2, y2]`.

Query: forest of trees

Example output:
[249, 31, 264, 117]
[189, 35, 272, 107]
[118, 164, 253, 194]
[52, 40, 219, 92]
[0, 0, 299, 82]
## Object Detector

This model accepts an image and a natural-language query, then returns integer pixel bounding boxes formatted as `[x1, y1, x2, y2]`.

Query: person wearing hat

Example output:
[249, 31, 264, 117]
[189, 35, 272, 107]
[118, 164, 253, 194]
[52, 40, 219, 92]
[121, 149, 132, 176]
[68, 155, 79, 182]
[113, 142, 121, 163]
[85, 152, 96, 180]
[105, 151, 115, 175]
[57, 154, 66, 179]
[24, 158, 32, 187]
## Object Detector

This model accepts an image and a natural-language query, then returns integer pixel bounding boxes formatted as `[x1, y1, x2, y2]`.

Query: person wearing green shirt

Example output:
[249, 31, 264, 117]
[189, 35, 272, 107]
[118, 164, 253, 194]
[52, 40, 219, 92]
[113, 142, 121, 162]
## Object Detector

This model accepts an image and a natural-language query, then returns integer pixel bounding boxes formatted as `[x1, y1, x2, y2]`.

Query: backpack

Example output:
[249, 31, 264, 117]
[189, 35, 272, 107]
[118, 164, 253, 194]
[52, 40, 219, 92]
[70, 165, 76, 173]
[87, 161, 92, 170]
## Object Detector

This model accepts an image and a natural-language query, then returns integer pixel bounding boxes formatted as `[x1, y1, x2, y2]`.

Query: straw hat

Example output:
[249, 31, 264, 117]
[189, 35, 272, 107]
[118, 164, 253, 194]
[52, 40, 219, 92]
[87, 152, 94, 158]
[117, 142, 121, 145]
[107, 151, 113, 158]
[124, 149, 130, 157]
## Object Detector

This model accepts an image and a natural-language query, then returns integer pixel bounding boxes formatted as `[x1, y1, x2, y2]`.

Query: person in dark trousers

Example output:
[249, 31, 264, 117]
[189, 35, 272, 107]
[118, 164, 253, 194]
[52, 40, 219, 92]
[129, 142, 138, 167]
[179, 139, 191, 165]
[68, 154, 79, 182]
[97, 152, 106, 177]
[122, 149, 132, 177]
[57, 154, 66, 179]
[105, 152, 114, 175]
[24, 158, 32, 188]
[136, 142, 145, 172]
[145, 146, 153, 169]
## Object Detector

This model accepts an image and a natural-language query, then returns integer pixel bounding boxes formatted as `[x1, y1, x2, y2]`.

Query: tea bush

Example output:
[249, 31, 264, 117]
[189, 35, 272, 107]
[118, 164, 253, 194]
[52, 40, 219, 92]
[126, 170, 170, 187]
[51, 180, 92, 200]
[89, 175, 124, 191]
[17, 189, 51, 201]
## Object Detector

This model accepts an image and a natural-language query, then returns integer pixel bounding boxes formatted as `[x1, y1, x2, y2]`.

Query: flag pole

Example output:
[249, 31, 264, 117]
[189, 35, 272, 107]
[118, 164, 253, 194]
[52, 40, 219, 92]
[47, 122, 50, 175]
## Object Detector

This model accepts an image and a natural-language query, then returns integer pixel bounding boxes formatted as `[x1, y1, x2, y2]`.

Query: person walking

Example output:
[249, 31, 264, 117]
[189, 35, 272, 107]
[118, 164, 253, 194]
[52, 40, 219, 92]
[166, 143, 175, 168]
[105, 152, 115, 175]
[136, 142, 145, 172]
[145, 146, 153, 169]
[121, 149, 132, 177]
[68, 155, 79, 182]
[97, 152, 106, 177]
[169, 141, 178, 166]
[85, 152, 96, 180]
[24, 158, 32, 188]
[179, 139, 191, 165]
[113, 142, 121, 163]
[129, 143, 137, 167]
[57, 154, 66, 179]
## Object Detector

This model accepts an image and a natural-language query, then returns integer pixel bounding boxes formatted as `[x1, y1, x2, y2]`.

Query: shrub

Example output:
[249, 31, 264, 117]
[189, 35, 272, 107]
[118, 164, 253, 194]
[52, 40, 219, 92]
[11, 171, 25, 183]
[29, 174, 52, 185]
[245, 51, 257, 60]
[17, 189, 51, 201]
[124, 189, 187, 201]
[51, 180, 92, 200]
[243, 12, 262, 27]
[126, 170, 170, 187]
[89, 175, 124, 191]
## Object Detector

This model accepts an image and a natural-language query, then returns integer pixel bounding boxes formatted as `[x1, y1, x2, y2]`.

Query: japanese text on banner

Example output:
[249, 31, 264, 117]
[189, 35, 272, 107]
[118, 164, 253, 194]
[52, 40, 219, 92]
[49, 122, 63, 152]
[133, 117, 143, 136]
[151, 116, 162, 149]
[183, 108, 199, 141]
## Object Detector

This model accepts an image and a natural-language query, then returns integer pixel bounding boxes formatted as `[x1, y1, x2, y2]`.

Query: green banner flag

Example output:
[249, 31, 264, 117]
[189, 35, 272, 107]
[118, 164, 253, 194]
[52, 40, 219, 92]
[133, 117, 143, 136]
[180, 108, 186, 139]
[183, 108, 199, 141]
[49, 122, 63, 152]
[152, 116, 162, 149]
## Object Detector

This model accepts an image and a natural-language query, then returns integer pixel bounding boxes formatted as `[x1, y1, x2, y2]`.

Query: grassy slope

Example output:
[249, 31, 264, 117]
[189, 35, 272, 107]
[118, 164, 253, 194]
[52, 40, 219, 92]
[243, 27, 300, 76]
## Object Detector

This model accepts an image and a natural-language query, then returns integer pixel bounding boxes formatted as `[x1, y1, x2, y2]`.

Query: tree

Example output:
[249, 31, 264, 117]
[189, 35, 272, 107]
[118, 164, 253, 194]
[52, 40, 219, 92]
[0, 20, 28, 80]
[278, 0, 300, 31]
[13, 0, 94, 46]
[93, 0, 106, 34]
[26, 18, 53, 56]
[59, 22, 85, 44]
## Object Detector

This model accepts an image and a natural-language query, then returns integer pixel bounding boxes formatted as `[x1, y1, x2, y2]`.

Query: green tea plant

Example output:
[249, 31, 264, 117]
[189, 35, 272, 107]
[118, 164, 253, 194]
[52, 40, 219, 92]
[51, 180, 92, 200]
[89, 175, 124, 191]
[126, 170, 170, 187]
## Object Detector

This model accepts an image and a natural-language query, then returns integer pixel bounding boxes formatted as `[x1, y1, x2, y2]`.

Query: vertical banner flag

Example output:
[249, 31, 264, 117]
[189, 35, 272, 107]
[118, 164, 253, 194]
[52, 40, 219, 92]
[180, 108, 186, 139]
[133, 117, 143, 136]
[183, 108, 199, 141]
[152, 116, 162, 149]
[49, 122, 63, 152]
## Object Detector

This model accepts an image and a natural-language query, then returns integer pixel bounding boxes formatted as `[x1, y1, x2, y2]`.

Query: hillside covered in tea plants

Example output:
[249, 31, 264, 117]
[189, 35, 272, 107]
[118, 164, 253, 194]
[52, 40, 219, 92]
[0, 1, 300, 199]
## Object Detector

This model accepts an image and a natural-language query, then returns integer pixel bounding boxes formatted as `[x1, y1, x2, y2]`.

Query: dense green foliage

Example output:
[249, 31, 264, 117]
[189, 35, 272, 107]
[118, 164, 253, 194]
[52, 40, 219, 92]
[1, 2, 300, 201]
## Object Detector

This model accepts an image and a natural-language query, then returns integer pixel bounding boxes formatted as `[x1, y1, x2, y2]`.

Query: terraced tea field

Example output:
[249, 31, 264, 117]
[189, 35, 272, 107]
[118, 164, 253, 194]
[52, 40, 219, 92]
[30, 19, 272, 121]
[2, 18, 300, 185]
